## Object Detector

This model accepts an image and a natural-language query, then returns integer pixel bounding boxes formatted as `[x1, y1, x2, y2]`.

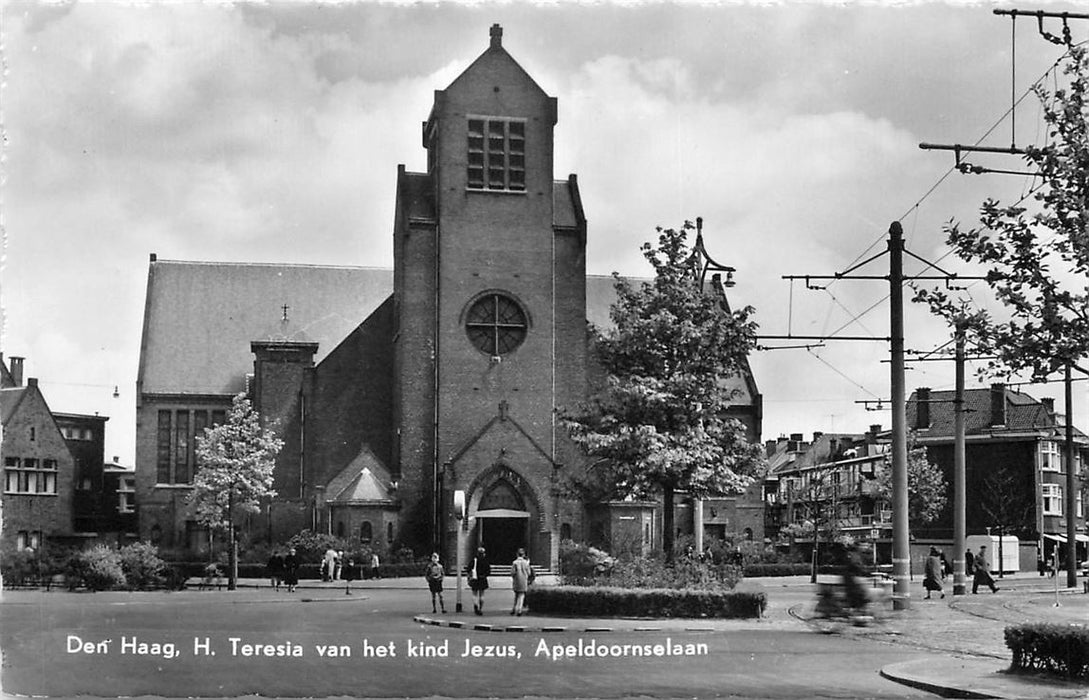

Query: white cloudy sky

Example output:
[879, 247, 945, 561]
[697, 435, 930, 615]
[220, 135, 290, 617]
[2, 0, 1087, 465]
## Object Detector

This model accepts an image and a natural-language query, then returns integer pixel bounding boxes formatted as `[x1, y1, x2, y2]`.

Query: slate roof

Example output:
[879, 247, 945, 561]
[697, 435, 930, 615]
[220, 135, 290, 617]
[140, 266, 754, 404]
[138, 261, 393, 396]
[908, 387, 1087, 440]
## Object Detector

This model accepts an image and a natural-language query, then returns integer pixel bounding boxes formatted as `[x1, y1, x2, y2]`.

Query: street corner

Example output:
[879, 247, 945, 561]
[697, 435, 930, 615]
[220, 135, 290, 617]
[881, 656, 1089, 700]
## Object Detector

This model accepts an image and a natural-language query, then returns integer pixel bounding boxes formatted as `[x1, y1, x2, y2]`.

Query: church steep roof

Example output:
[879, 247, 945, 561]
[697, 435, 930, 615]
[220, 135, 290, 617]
[138, 260, 393, 396]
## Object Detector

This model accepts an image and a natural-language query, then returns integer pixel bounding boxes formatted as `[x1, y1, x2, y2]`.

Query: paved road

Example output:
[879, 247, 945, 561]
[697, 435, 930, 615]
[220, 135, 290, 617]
[2, 586, 935, 699]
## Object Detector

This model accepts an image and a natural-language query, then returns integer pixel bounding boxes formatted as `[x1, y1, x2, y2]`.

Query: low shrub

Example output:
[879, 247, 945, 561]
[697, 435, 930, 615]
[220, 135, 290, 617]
[0, 548, 40, 586]
[526, 585, 766, 619]
[1005, 623, 1089, 680]
[119, 542, 167, 590]
[72, 545, 127, 591]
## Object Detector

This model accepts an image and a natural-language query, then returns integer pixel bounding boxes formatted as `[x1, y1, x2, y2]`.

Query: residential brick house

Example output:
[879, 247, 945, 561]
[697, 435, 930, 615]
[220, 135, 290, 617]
[134, 25, 762, 569]
[1, 357, 75, 551]
[908, 384, 1088, 567]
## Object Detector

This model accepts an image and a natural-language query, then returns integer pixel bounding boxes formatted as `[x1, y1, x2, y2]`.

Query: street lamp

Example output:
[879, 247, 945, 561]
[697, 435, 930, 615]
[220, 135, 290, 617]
[453, 490, 466, 613]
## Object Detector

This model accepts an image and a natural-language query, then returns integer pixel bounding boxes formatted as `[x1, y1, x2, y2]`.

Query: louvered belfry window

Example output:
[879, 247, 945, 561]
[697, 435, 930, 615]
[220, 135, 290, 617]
[467, 118, 525, 192]
[466, 293, 528, 355]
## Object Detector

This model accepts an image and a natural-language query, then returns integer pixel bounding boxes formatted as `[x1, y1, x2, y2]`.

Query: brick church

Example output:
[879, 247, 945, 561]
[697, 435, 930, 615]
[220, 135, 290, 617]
[135, 25, 762, 569]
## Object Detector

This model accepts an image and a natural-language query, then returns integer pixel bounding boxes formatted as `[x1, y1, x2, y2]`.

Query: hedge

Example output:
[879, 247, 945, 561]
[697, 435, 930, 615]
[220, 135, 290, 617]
[525, 585, 766, 619]
[172, 561, 426, 583]
[1005, 623, 1089, 680]
[742, 563, 862, 578]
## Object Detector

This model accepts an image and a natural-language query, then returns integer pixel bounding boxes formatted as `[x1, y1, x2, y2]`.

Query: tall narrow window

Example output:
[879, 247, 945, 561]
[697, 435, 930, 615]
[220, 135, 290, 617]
[174, 411, 190, 484]
[157, 411, 172, 483]
[466, 117, 526, 192]
[193, 411, 208, 473]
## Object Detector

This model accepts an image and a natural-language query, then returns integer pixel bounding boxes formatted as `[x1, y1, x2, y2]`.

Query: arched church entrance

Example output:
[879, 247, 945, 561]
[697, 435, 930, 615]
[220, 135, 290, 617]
[472, 474, 532, 565]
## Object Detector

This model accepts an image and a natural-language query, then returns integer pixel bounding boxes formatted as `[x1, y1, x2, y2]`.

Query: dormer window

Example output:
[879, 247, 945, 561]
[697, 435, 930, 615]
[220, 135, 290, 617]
[467, 117, 525, 192]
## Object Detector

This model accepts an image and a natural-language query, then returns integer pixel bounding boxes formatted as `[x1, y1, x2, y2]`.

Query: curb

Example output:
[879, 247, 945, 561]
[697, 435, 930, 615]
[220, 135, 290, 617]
[412, 615, 730, 634]
[413, 615, 606, 633]
[879, 662, 1002, 699]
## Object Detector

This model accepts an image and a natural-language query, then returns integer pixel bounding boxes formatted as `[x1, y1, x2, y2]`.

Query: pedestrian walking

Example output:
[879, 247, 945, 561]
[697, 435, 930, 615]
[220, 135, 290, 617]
[334, 550, 344, 580]
[283, 547, 299, 593]
[923, 547, 944, 599]
[323, 547, 337, 582]
[939, 550, 950, 579]
[972, 545, 999, 594]
[370, 551, 381, 580]
[469, 546, 490, 615]
[965, 548, 975, 576]
[266, 550, 285, 591]
[343, 555, 356, 595]
[424, 552, 446, 614]
[510, 548, 533, 616]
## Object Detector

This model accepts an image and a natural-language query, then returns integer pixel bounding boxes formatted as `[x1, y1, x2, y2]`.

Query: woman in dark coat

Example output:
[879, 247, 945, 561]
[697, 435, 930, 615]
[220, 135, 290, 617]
[469, 547, 490, 615]
[923, 547, 944, 599]
[283, 547, 299, 593]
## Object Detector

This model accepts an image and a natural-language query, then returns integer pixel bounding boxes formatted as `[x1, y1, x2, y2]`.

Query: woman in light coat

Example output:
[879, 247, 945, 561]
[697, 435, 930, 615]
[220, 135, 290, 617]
[510, 548, 533, 616]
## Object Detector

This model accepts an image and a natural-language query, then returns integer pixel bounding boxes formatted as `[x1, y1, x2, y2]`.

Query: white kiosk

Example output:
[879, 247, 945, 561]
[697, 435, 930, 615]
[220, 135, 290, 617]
[965, 534, 1020, 574]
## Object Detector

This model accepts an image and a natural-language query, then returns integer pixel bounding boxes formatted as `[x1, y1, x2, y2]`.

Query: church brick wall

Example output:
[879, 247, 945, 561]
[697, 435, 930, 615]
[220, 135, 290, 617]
[307, 298, 395, 491]
[393, 216, 439, 551]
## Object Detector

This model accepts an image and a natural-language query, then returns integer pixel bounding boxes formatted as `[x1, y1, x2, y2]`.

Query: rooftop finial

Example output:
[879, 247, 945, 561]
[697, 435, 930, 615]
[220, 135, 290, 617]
[490, 23, 503, 49]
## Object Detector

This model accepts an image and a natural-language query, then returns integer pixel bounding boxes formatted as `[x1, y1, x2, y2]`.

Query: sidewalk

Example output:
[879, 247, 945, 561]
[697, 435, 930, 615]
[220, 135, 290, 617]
[829, 572, 1089, 699]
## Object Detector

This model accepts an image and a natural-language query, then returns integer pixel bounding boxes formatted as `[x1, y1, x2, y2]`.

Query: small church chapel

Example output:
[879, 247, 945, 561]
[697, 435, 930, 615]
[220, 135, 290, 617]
[135, 25, 762, 570]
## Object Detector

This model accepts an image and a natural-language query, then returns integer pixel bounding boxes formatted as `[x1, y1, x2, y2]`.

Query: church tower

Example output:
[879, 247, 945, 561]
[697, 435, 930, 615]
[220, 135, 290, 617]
[393, 25, 587, 568]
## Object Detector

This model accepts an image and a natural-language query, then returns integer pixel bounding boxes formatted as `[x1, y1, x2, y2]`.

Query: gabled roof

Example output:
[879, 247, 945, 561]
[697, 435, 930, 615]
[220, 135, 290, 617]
[326, 445, 394, 503]
[138, 260, 393, 395]
[909, 387, 1087, 440]
[442, 25, 550, 107]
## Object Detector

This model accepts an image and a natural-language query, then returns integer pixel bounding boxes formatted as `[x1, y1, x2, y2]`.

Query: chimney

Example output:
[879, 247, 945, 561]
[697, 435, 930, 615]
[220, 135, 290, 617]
[490, 23, 503, 49]
[789, 433, 804, 442]
[27, 377, 38, 388]
[869, 424, 882, 436]
[829, 437, 839, 458]
[10, 356, 25, 386]
[765, 440, 777, 457]
[916, 387, 931, 429]
[813, 431, 824, 442]
[1041, 397, 1055, 415]
[990, 383, 1006, 426]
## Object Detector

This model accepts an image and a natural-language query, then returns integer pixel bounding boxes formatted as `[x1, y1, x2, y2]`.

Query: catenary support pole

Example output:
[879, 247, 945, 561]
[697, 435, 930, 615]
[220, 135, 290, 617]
[889, 221, 911, 611]
[953, 326, 967, 595]
[1064, 364, 1078, 588]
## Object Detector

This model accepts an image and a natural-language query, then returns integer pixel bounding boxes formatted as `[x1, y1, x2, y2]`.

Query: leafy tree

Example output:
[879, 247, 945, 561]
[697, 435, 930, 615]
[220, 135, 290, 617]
[914, 44, 1088, 585]
[190, 393, 283, 590]
[875, 435, 948, 532]
[562, 222, 765, 558]
[979, 461, 1036, 576]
